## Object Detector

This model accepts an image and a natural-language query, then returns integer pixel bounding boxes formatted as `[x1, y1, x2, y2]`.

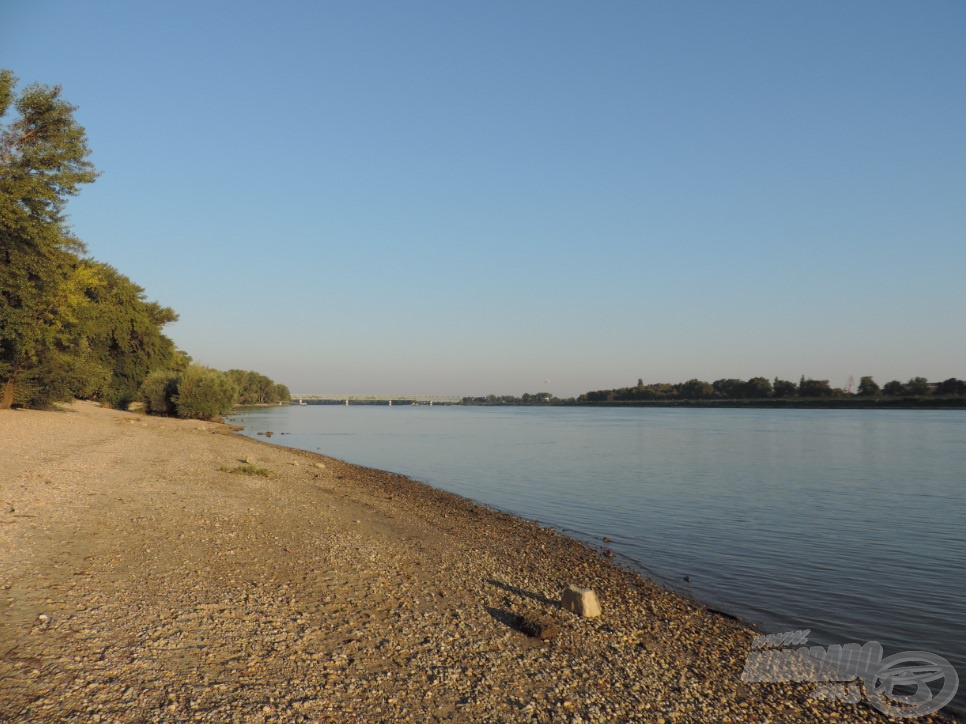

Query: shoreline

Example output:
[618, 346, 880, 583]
[1, 402, 957, 721]
[460, 399, 966, 409]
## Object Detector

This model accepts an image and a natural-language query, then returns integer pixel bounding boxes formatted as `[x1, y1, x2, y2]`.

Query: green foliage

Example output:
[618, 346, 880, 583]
[219, 464, 270, 477]
[798, 378, 835, 397]
[78, 261, 177, 408]
[273, 383, 291, 402]
[1, 70, 98, 408]
[772, 378, 797, 397]
[13, 341, 109, 408]
[679, 378, 714, 399]
[1, 71, 291, 414]
[744, 377, 772, 398]
[170, 349, 192, 373]
[144, 365, 290, 419]
[225, 369, 291, 404]
[0, 73, 97, 229]
[140, 370, 179, 415]
[173, 365, 238, 420]
[0, 71, 183, 410]
[883, 380, 905, 396]
[0, 232, 93, 407]
[937, 378, 966, 396]
[905, 376, 929, 396]
[712, 378, 745, 398]
[857, 376, 881, 396]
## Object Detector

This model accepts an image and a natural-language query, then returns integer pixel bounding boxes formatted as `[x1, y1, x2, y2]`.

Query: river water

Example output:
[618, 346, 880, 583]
[227, 405, 965, 715]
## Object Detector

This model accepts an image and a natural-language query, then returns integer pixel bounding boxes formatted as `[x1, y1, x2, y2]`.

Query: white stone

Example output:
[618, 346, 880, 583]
[561, 585, 601, 618]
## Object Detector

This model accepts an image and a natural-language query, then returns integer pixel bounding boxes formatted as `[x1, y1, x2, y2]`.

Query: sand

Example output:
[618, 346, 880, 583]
[0, 401, 955, 722]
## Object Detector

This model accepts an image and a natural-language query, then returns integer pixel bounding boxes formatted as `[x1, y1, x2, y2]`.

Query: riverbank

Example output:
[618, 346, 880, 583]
[0, 402, 955, 722]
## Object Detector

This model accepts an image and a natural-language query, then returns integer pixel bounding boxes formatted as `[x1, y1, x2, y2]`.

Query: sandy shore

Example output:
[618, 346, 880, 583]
[0, 402, 954, 722]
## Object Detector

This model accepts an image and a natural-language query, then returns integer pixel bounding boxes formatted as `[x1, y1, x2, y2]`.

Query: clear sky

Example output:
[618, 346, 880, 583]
[3, 1, 964, 397]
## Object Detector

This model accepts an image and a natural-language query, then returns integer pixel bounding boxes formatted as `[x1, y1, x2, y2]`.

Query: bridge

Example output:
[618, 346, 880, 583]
[291, 394, 462, 405]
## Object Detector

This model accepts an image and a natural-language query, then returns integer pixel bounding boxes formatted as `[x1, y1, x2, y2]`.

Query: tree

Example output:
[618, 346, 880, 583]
[712, 378, 745, 398]
[936, 378, 966, 396]
[1, 70, 98, 408]
[857, 376, 881, 396]
[272, 383, 291, 402]
[882, 380, 905, 396]
[904, 377, 930, 396]
[79, 262, 178, 408]
[798, 378, 834, 397]
[743, 377, 772, 399]
[772, 378, 797, 397]
[226, 369, 291, 404]
[679, 379, 713, 399]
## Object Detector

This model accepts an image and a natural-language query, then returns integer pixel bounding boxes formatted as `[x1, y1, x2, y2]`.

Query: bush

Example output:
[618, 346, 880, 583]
[172, 365, 238, 420]
[140, 370, 179, 415]
[13, 347, 111, 409]
[218, 464, 271, 477]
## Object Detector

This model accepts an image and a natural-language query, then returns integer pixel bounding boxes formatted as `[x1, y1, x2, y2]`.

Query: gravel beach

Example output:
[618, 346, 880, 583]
[0, 402, 956, 722]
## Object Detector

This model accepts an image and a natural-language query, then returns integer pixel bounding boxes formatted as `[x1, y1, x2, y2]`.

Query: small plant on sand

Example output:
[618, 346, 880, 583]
[218, 464, 270, 477]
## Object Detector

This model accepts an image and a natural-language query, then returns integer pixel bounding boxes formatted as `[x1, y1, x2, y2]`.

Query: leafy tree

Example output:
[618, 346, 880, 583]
[679, 378, 714, 399]
[905, 377, 930, 396]
[857, 376, 881, 396]
[882, 380, 905, 396]
[79, 262, 178, 408]
[712, 378, 745, 398]
[798, 378, 835, 397]
[225, 369, 290, 404]
[13, 337, 109, 408]
[772, 378, 797, 397]
[0, 70, 98, 408]
[936, 378, 966, 396]
[744, 377, 772, 399]
[273, 383, 291, 402]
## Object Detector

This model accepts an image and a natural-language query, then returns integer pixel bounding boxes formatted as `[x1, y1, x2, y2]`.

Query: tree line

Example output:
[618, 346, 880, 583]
[0, 71, 288, 419]
[463, 375, 966, 406]
[579, 375, 965, 402]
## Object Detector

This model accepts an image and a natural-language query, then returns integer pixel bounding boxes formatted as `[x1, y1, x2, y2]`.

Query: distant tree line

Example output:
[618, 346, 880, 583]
[463, 375, 966, 407]
[138, 366, 290, 420]
[224, 369, 290, 406]
[0, 70, 288, 419]
[581, 375, 965, 402]
[462, 392, 559, 405]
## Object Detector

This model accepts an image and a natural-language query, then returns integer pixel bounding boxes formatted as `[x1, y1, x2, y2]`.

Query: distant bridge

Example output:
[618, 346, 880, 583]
[291, 394, 462, 405]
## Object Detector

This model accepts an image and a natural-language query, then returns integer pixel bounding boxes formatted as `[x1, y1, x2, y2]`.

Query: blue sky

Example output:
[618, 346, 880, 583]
[3, 1, 964, 396]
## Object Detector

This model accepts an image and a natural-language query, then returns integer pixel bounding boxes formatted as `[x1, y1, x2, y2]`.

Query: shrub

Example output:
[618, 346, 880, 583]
[13, 347, 111, 409]
[218, 464, 270, 477]
[173, 364, 238, 420]
[140, 370, 180, 415]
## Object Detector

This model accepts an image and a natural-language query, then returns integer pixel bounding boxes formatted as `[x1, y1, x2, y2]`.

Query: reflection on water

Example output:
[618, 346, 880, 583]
[229, 405, 966, 714]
